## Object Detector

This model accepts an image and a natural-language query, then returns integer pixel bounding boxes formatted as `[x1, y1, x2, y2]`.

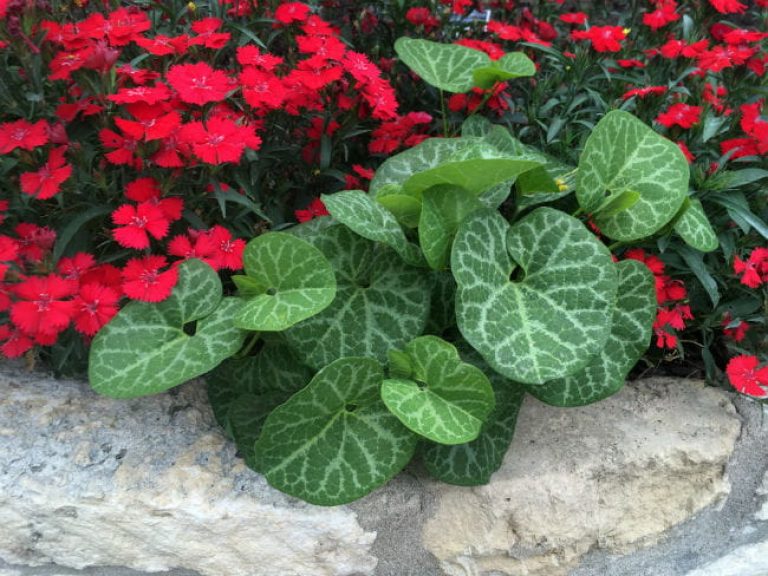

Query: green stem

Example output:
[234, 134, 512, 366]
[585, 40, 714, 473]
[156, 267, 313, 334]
[439, 89, 449, 137]
[235, 332, 261, 359]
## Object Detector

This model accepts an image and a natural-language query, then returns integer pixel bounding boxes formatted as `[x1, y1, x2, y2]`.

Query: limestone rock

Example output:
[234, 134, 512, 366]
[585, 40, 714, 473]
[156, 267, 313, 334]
[0, 363, 376, 576]
[683, 540, 768, 576]
[423, 378, 741, 576]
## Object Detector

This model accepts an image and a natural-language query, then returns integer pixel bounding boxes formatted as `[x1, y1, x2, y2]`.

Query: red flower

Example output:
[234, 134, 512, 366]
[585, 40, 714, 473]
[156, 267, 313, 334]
[236, 45, 284, 71]
[0, 119, 50, 154]
[121, 255, 178, 302]
[107, 83, 172, 105]
[726, 355, 768, 397]
[166, 62, 235, 106]
[406, 8, 440, 32]
[189, 17, 230, 49]
[134, 34, 190, 56]
[722, 313, 750, 342]
[642, 1, 680, 30]
[0, 324, 34, 358]
[111, 202, 170, 250]
[656, 103, 702, 129]
[14, 223, 55, 262]
[19, 146, 72, 200]
[455, 39, 505, 60]
[295, 198, 329, 223]
[124, 177, 183, 222]
[240, 68, 286, 110]
[99, 129, 141, 167]
[57, 252, 96, 281]
[708, 0, 747, 14]
[733, 248, 768, 288]
[559, 12, 588, 25]
[178, 116, 261, 165]
[571, 26, 627, 53]
[10, 274, 76, 338]
[71, 283, 120, 336]
[274, 2, 311, 24]
[207, 225, 246, 271]
[114, 103, 181, 142]
[622, 86, 667, 100]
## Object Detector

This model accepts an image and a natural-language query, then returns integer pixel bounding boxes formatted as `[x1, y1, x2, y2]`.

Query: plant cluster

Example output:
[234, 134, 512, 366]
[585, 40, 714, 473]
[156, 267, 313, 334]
[87, 38, 712, 504]
[324, 0, 768, 394]
[0, 0, 767, 502]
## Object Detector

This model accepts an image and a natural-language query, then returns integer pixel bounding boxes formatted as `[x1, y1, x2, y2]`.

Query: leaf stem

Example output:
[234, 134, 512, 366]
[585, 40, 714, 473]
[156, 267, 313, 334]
[439, 89, 449, 137]
[235, 332, 261, 359]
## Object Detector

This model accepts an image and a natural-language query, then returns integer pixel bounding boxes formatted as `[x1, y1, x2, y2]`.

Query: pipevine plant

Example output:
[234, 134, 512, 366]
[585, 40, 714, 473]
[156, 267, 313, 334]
[88, 40, 717, 505]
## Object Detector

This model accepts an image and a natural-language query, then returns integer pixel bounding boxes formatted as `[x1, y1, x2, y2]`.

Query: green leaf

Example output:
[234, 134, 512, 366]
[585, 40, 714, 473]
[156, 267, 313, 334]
[394, 37, 490, 93]
[381, 336, 495, 445]
[673, 198, 718, 252]
[452, 208, 618, 384]
[206, 341, 313, 434]
[53, 205, 113, 262]
[595, 189, 641, 218]
[375, 186, 422, 228]
[516, 166, 560, 195]
[254, 357, 418, 505]
[461, 115, 493, 138]
[284, 225, 431, 370]
[576, 110, 689, 241]
[235, 232, 336, 331]
[677, 245, 720, 307]
[709, 192, 768, 240]
[472, 52, 536, 89]
[424, 270, 457, 336]
[421, 344, 525, 485]
[402, 158, 540, 200]
[321, 190, 424, 266]
[525, 260, 655, 406]
[419, 185, 483, 270]
[370, 137, 477, 195]
[227, 391, 286, 469]
[90, 259, 247, 398]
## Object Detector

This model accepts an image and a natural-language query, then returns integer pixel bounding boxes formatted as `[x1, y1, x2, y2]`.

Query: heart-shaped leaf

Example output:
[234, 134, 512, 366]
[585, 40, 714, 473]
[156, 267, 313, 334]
[370, 137, 478, 195]
[674, 197, 718, 252]
[283, 224, 431, 370]
[254, 357, 418, 505]
[424, 270, 457, 337]
[402, 158, 540, 200]
[576, 110, 689, 241]
[234, 232, 336, 331]
[375, 185, 422, 228]
[525, 260, 655, 406]
[381, 336, 495, 445]
[89, 259, 247, 398]
[394, 37, 490, 93]
[321, 190, 424, 266]
[206, 340, 313, 433]
[452, 207, 618, 384]
[419, 185, 483, 270]
[421, 343, 525, 485]
[472, 52, 536, 89]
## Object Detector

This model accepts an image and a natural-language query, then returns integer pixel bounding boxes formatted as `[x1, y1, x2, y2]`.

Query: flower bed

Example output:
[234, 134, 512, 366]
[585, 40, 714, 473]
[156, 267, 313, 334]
[0, 0, 766, 504]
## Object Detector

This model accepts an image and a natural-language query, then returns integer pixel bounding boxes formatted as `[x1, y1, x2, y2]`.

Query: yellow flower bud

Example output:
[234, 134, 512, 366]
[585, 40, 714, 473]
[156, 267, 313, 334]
[188, 2, 197, 12]
[622, 28, 631, 36]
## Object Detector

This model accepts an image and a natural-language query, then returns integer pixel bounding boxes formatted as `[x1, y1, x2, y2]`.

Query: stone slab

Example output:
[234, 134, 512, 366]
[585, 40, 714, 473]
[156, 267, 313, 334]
[0, 363, 745, 576]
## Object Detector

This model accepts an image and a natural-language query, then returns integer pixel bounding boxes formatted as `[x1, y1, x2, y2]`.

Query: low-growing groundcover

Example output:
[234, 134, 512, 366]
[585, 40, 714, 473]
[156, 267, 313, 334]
[1, 1, 767, 503]
[91, 44, 696, 502]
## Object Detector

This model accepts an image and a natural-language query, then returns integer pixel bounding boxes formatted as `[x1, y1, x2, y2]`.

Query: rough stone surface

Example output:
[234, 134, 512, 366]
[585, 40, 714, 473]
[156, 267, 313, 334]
[0, 364, 376, 576]
[1, 362, 763, 576]
[423, 378, 741, 576]
[683, 540, 768, 576]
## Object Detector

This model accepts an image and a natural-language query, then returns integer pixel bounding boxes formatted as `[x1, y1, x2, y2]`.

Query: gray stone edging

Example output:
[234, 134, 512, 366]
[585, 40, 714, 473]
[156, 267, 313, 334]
[1, 361, 767, 576]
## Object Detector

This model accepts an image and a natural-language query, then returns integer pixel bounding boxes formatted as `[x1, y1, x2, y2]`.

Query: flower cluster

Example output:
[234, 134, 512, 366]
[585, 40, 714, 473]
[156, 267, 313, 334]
[624, 248, 693, 350]
[0, 1, 417, 362]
